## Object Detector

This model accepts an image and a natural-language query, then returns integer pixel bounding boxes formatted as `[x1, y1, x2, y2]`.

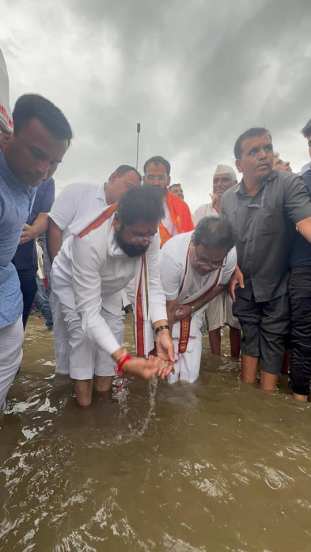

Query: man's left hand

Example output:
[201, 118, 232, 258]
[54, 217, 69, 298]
[155, 329, 175, 375]
[173, 304, 192, 322]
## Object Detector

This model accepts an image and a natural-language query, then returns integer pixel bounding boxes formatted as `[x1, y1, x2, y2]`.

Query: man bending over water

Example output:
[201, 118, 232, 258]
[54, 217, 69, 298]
[51, 186, 174, 407]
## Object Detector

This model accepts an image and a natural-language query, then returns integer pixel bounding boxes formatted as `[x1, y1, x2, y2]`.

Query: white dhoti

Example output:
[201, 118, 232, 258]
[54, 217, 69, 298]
[205, 290, 240, 331]
[168, 313, 203, 384]
[50, 283, 124, 380]
[0, 317, 23, 410]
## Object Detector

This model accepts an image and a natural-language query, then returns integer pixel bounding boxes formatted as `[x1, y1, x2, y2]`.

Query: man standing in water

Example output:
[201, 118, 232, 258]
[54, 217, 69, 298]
[160, 216, 236, 383]
[51, 186, 174, 407]
[0, 94, 72, 409]
[222, 127, 311, 392]
[193, 164, 240, 358]
[143, 156, 193, 246]
[288, 120, 311, 401]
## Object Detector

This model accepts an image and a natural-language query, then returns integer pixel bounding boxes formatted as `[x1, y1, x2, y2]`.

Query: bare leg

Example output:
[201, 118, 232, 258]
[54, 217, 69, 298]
[74, 379, 93, 407]
[229, 327, 241, 359]
[94, 375, 113, 394]
[241, 355, 258, 384]
[260, 370, 278, 392]
[209, 328, 221, 355]
[293, 392, 308, 402]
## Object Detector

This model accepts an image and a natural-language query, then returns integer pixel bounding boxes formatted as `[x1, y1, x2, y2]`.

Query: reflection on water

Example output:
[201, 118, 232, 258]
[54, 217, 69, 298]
[1, 316, 311, 551]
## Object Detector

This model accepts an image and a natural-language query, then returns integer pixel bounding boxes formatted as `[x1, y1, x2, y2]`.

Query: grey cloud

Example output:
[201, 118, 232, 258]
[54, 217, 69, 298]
[2, 0, 311, 207]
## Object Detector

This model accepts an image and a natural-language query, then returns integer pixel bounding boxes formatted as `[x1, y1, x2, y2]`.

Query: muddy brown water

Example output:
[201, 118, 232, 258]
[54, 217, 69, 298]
[1, 316, 311, 552]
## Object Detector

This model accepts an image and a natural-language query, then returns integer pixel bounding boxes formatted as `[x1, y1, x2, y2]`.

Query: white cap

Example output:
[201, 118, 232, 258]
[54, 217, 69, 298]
[214, 164, 236, 181]
[0, 49, 13, 133]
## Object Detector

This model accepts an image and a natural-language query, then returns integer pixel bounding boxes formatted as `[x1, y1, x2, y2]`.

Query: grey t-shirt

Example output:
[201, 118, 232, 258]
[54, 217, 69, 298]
[221, 170, 311, 302]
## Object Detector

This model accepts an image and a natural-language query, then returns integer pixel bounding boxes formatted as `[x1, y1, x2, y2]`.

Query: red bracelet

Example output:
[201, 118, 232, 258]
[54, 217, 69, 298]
[116, 353, 132, 376]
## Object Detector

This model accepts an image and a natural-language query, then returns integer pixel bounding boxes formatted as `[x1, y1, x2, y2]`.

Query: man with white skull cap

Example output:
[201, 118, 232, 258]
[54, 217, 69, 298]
[193, 164, 240, 358]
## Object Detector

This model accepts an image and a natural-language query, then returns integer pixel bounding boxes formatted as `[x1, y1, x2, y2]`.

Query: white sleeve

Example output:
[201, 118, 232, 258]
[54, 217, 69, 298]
[71, 235, 120, 355]
[193, 205, 206, 226]
[49, 183, 79, 230]
[220, 247, 237, 285]
[160, 242, 183, 301]
[146, 233, 168, 322]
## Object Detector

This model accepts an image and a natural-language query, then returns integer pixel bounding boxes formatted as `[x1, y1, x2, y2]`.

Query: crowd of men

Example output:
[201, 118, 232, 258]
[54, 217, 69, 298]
[1, 48, 311, 410]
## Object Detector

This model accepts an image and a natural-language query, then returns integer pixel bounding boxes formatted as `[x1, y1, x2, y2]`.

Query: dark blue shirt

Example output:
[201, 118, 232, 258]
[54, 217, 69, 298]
[290, 169, 311, 267]
[13, 178, 55, 270]
[0, 151, 36, 328]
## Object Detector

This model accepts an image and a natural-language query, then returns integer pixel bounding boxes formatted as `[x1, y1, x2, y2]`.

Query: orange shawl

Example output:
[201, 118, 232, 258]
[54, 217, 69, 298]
[159, 192, 194, 247]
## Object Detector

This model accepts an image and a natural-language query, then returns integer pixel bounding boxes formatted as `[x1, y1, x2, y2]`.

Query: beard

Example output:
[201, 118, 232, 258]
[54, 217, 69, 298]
[115, 229, 149, 258]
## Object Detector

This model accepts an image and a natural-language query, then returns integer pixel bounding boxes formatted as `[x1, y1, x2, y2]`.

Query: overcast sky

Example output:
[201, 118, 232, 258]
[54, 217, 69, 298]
[2, 0, 311, 210]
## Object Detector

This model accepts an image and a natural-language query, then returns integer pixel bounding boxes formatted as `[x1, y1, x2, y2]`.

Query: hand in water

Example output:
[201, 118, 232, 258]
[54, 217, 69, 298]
[155, 330, 175, 375]
[124, 355, 172, 379]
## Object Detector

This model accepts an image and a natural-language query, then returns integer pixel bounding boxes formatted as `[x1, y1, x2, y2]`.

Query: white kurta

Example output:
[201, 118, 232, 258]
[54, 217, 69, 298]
[160, 232, 237, 383]
[51, 216, 167, 379]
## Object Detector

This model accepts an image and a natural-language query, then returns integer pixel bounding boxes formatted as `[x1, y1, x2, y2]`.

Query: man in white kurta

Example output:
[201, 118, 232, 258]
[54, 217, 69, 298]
[50, 186, 174, 406]
[160, 216, 237, 383]
[193, 164, 240, 358]
[48, 165, 141, 375]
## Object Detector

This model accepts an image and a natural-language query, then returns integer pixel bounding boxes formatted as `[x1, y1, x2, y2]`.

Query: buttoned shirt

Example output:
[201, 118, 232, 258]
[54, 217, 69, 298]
[51, 217, 167, 355]
[290, 169, 311, 268]
[221, 170, 311, 302]
[0, 151, 36, 327]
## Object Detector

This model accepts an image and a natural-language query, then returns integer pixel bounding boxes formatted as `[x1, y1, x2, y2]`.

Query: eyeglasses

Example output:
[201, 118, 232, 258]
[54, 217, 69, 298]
[191, 247, 225, 270]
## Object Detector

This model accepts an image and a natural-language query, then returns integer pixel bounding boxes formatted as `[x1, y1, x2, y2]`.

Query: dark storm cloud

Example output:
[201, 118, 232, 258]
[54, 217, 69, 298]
[2, 0, 311, 206]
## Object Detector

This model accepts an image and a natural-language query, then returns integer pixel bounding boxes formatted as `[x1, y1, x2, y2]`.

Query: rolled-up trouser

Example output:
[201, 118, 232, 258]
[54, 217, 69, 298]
[0, 317, 24, 410]
[233, 289, 289, 375]
[289, 267, 311, 396]
[53, 297, 124, 380]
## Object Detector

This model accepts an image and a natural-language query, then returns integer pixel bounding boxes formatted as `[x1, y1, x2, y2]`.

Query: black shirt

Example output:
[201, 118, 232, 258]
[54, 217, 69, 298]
[290, 169, 311, 268]
[221, 171, 311, 302]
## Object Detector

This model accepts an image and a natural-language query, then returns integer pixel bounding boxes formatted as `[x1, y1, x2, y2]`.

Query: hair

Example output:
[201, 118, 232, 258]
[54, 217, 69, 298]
[143, 155, 171, 175]
[12, 94, 73, 142]
[301, 119, 311, 138]
[234, 127, 270, 159]
[109, 164, 141, 181]
[117, 185, 165, 226]
[169, 183, 182, 190]
[192, 215, 234, 251]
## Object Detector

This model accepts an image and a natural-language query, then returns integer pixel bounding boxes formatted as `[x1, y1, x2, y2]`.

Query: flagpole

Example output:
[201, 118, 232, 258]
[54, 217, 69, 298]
[136, 122, 141, 169]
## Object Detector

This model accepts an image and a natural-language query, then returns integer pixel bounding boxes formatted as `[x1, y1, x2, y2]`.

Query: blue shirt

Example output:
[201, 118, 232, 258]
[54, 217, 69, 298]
[290, 170, 311, 268]
[0, 151, 36, 328]
[13, 178, 55, 271]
